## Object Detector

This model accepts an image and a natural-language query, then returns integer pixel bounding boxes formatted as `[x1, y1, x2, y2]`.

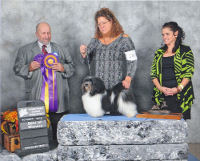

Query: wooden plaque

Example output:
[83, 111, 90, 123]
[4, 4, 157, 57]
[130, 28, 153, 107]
[136, 112, 183, 120]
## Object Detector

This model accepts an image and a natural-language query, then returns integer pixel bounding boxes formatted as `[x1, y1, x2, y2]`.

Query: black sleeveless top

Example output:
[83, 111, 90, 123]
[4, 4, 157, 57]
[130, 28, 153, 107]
[162, 56, 177, 88]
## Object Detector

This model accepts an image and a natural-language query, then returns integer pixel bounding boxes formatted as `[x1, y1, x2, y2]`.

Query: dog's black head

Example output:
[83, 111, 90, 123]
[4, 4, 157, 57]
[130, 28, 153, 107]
[82, 76, 106, 96]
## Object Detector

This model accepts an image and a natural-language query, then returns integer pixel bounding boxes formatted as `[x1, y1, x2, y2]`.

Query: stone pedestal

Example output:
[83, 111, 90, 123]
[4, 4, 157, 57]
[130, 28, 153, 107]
[57, 114, 188, 161]
[0, 149, 57, 161]
[22, 148, 57, 161]
[0, 149, 22, 161]
[58, 144, 188, 161]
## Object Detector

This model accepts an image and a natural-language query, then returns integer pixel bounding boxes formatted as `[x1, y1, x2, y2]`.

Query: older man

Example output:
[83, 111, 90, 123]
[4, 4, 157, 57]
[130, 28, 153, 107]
[13, 22, 75, 142]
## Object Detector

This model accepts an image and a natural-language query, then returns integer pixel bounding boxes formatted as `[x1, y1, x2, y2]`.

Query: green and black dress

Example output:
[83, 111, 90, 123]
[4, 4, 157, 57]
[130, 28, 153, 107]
[150, 45, 194, 119]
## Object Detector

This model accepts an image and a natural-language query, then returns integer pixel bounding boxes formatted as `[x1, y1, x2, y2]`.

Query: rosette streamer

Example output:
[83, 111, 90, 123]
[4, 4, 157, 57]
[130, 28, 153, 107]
[34, 53, 58, 113]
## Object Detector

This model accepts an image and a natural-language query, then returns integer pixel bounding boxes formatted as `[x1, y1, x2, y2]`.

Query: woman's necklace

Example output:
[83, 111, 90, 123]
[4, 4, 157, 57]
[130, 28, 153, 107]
[103, 37, 112, 45]
[164, 50, 175, 57]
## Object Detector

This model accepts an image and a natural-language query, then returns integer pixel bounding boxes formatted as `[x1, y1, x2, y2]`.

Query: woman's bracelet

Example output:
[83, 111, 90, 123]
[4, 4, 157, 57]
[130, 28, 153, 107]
[176, 87, 181, 93]
[179, 84, 184, 90]
[177, 84, 184, 93]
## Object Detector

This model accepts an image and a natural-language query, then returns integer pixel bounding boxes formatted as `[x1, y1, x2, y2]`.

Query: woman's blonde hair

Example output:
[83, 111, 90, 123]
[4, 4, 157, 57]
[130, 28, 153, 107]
[94, 8, 124, 38]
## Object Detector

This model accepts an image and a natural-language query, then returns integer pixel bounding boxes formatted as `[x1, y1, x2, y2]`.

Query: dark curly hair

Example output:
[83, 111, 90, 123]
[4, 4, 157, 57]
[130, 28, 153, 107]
[162, 21, 185, 53]
[94, 8, 124, 38]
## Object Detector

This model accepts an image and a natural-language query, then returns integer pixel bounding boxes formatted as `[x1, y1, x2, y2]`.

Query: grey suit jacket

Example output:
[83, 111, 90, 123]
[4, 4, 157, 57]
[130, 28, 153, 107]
[13, 41, 75, 113]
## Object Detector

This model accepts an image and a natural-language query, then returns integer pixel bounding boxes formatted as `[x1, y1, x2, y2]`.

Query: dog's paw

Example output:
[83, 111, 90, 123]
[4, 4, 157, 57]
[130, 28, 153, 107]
[127, 114, 135, 118]
[89, 113, 104, 118]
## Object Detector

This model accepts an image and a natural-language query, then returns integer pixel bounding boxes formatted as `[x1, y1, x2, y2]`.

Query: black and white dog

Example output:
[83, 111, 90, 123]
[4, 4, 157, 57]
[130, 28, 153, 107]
[81, 76, 137, 118]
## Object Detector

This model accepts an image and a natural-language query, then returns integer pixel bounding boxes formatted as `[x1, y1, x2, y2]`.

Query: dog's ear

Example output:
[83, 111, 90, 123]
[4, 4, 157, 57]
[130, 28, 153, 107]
[91, 77, 106, 95]
[93, 78, 106, 93]
[81, 83, 86, 94]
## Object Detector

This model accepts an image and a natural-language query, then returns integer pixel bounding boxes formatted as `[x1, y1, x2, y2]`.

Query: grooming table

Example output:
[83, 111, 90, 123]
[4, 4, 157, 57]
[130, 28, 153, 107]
[57, 114, 188, 161]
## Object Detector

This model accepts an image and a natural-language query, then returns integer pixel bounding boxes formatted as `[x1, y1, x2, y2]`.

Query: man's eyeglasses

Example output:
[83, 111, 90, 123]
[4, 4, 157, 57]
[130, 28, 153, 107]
[97, 20, 109, 27]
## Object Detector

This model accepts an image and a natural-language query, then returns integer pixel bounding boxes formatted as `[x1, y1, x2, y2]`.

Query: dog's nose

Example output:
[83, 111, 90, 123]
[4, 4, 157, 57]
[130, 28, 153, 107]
[84, 81, 92, 86]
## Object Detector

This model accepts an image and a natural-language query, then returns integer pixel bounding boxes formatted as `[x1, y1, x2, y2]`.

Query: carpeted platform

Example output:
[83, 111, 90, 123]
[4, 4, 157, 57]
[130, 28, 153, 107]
[188, 153, 200, 161]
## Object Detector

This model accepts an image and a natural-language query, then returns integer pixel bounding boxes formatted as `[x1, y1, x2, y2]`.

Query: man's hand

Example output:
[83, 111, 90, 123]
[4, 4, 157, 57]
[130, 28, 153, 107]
[29, 61, 41, 72]
[52, 63, 64, 72]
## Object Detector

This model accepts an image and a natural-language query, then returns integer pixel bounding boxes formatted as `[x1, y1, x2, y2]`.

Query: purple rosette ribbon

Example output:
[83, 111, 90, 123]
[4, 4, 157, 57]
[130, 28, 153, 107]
[34, 53, 59, 113]
[34, 54, 44, 64]
[43, 53, 59, 69]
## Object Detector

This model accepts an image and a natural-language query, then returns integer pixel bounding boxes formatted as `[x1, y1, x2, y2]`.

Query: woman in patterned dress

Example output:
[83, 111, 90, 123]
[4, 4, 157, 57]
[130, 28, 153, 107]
[80, 8, 137, 89]
[150, 22, 194, 119]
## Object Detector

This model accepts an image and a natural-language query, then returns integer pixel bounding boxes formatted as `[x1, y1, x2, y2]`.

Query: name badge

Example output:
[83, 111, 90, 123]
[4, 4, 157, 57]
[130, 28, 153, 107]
[125, 50, 137, 61]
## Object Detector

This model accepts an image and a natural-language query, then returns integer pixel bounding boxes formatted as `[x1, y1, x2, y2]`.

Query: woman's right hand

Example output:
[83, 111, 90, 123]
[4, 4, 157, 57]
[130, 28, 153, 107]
[80, 45, 87, 58]
[160, 86, 174, 96]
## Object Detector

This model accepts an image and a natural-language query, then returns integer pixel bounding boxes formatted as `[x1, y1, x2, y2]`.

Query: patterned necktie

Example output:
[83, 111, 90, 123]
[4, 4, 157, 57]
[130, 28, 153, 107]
[42, 45, 48, 55]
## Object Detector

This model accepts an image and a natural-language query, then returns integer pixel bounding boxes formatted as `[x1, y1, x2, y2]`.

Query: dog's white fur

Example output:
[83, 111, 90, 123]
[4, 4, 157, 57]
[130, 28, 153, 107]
[82, 91, 107, 118]
[117, 92, 137, 118]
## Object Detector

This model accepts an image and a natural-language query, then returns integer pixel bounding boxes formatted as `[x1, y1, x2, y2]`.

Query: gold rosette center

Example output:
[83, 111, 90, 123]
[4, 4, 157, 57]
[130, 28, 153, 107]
[48, 59, 54, 64]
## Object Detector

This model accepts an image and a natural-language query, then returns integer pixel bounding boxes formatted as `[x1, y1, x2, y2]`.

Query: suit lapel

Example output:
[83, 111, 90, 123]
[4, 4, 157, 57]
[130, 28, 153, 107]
[50, 42, 60, 61]
[31, 41, 41, 57]
[51, 42, 58, 53]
